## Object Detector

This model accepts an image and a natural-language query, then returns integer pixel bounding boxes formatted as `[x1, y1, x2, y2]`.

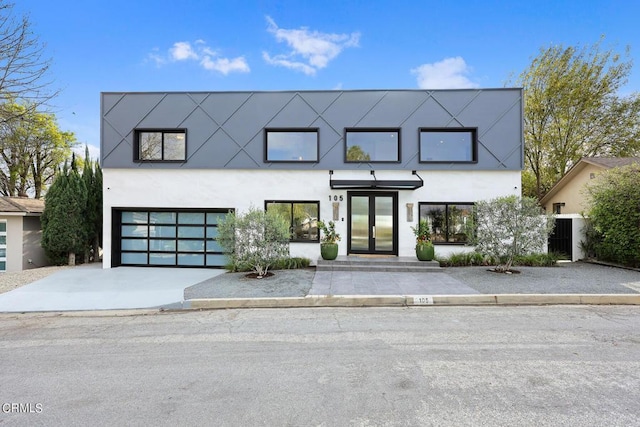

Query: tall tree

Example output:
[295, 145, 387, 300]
[513, 38, 640, 200]
[0, 1, 55, 113]
[41, 161, 88, 265]
[82, 146, 102, 261]
[0, 101, 75, 197]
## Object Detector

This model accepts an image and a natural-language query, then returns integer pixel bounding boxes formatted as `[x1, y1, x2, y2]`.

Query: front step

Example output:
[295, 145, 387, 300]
[316, 255, 442, 272]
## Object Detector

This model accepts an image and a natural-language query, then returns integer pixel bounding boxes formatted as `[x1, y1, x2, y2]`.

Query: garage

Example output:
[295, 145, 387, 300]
[112, 209, 232, 268]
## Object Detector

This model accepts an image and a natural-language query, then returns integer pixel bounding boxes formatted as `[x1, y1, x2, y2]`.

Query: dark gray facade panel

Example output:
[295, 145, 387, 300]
[101, 89, 524, 170]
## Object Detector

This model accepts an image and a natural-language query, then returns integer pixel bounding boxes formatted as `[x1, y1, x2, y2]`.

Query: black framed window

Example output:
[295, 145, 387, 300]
[135, 130, 186, 162]
[345, 128, 400, 162]
[419, 203, 474, 244]
[265, 129, 319, 162]
[419, 128, 477, 163]
[265, 200, 319, 242]
[553, 203, 565, 214]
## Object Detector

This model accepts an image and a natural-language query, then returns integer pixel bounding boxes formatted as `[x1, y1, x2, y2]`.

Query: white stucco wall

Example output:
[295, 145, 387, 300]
[102, 169, 521, 268]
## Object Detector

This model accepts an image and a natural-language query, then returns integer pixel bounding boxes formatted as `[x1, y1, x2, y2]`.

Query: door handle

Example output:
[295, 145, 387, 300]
[372, 225, 376, 238]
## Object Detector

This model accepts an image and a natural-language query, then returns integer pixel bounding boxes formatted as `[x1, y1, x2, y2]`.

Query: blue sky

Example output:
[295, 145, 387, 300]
[16, 0, 640, 160]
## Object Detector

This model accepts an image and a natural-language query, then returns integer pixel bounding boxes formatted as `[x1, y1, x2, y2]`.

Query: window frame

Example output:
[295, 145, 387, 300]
[0, 220, 6, 272]
[552, 203, 565, 214]
[418, 127, 478, 164]
[264, 128, 320, 163]
[264, 200, 320, 243]
[134, 129, 187, 163]
[418, 202, 475, 245]
[344, 128, 401, 163]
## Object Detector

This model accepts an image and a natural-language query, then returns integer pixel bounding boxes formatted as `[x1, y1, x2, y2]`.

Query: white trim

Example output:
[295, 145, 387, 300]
[0, 219, 6, 272]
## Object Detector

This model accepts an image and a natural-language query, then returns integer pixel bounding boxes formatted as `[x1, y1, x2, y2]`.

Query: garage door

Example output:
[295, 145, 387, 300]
[114, 209, 232, 268]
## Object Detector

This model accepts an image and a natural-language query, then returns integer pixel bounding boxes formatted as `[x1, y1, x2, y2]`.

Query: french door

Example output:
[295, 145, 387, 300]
[348, 192, 398, 255]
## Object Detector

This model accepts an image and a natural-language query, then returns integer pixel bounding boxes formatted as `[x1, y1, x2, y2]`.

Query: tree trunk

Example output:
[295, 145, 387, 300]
[68, 252, 76, 266]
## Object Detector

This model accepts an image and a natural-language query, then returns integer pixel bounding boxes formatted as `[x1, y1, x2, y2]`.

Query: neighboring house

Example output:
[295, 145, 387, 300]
[0, 197, 48, 272]
[100, 89, 524, 268]
[540, 157, 640, 215]
[541, 157, 640, 262]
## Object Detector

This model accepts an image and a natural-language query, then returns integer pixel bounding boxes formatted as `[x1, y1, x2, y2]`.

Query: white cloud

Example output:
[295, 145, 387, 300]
[170, 41, 198, 61]
[264, 16, 360, 75]
[262, 52, 316, 76]
[148, 41, 250, 75]
[201, 55, 250, 75]
[411, 57, 479, 89]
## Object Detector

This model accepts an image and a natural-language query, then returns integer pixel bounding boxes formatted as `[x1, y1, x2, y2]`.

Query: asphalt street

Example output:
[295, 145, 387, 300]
[1, 306, 639, 426]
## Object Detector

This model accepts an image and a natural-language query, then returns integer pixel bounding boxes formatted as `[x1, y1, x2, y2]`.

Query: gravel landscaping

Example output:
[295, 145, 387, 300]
[444, 262, 640, 294]
[0, 266, 70, 295]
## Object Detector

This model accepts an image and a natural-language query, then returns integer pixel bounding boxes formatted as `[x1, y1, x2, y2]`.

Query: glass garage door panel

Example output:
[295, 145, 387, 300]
[119, 210, 229, 267]
[350, 196, 369, 251]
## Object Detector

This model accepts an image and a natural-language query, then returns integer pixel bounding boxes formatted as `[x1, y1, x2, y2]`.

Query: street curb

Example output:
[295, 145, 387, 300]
[186, 293, 640, 310]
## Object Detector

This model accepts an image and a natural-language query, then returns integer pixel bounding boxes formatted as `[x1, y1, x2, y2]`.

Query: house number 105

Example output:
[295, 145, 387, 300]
[329, 195, 344, 201]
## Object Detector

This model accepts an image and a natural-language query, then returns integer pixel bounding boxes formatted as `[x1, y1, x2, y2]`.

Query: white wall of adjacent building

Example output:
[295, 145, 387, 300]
[102, 169, 521, 268]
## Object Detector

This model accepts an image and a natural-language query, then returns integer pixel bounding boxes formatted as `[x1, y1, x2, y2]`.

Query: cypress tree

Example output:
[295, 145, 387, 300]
[82, 146, 100, 262]
[41, 160, 89, 265]
[92, 159, 103, 257]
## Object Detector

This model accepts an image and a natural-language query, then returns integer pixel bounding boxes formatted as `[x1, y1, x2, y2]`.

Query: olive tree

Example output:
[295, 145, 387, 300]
[474, 195, 555, 272]
[217, 206, 290, 277]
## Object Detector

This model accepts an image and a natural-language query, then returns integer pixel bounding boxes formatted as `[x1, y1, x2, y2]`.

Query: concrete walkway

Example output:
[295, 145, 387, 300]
[1, 262, 640, 313]
[0, 264, 223, 313]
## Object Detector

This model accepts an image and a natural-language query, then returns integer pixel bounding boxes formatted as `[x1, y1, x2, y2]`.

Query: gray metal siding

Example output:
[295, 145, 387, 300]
[101, 89, 523, 170]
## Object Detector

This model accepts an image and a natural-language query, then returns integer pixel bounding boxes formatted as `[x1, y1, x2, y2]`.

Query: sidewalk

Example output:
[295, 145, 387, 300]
[1, 262, 639, 313]
[185, 262, 640, 309]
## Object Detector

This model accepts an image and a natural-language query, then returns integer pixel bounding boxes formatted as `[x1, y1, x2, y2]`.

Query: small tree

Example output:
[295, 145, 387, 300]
[586, 164, 640, 267]
[473, 195, 555, 272]
[217, 206, 290, 277]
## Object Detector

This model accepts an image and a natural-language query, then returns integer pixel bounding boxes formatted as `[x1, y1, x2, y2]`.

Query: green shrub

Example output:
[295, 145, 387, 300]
[586, 164, 640, 267]
[225, 257, 311, 272]
[439, 251, 557, 267]
[512, 252, 559, 266]
[437, 251, 494, 267]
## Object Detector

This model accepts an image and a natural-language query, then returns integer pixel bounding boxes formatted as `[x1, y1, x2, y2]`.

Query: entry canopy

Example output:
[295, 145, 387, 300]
[329, 170, 423, 190]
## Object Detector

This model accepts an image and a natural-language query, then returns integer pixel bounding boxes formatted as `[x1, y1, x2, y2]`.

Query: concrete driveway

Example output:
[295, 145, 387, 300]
[0, 264, 223, 313]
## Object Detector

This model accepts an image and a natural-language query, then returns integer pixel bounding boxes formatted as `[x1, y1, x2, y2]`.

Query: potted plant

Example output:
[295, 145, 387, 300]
[317, 220, 341, 260]
[411, 219, 434, 261]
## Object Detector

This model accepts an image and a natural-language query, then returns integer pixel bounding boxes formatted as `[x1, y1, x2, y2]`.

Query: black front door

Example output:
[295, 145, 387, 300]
[348, 191, 398, 255]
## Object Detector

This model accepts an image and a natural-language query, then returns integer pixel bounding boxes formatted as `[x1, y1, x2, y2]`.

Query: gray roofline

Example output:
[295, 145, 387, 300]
[101, 87, 523, 96]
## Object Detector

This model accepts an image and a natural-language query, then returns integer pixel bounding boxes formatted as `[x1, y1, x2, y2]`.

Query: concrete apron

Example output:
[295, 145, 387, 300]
[185, 293, 640, 310]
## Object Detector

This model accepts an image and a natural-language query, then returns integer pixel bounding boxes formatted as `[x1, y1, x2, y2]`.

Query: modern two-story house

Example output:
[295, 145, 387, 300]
[101, 89, 523, 268]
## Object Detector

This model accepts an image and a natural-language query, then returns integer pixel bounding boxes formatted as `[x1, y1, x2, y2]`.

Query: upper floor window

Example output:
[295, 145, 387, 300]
[345, 128, 400, 162]
[265, 200, 319, 242]
[265, 129, 319, 162]
[419, 128, 477, 163]
[135, 130, 186, 162]
[419, 202, 474, 244]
